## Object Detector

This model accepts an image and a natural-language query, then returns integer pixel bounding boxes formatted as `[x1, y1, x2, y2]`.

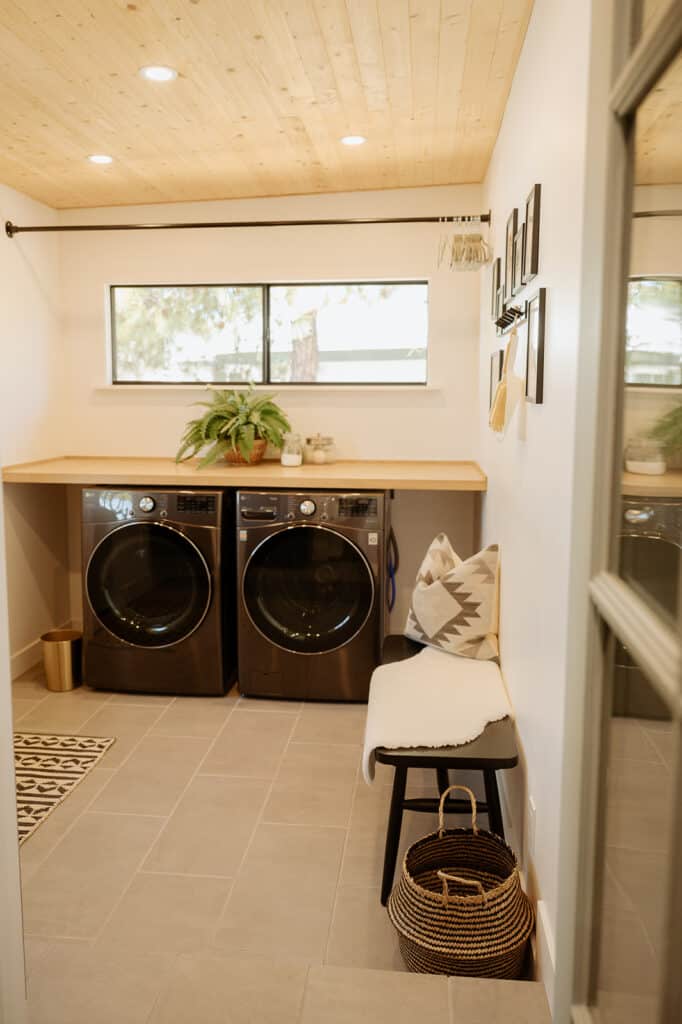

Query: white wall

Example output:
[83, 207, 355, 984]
[477, 0, 593, 1005]
[624, 185, 682, 458]
[0, 184, 70, 675]
[57, 186, 483, 461]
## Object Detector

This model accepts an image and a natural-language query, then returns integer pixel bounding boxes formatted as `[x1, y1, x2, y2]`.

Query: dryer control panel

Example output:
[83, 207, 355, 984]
[82, 488, 222, 527]
[237, 490, 385, 529]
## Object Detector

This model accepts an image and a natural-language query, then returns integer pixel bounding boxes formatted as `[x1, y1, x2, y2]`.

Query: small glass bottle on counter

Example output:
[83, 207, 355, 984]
[280, 432, 303, 467]
[304, 434, 337, 465]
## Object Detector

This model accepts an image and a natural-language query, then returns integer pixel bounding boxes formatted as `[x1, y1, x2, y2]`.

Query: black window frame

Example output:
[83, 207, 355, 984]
[109, 280, 429, 387]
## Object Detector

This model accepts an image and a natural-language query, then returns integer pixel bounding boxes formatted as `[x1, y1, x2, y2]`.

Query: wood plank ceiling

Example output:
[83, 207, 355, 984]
[0, 0, 534, 209]
[635, 43, 682, 186]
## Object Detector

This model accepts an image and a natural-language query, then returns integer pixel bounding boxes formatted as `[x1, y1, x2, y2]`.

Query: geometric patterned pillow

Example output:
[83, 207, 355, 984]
[404, 534, 500, 661]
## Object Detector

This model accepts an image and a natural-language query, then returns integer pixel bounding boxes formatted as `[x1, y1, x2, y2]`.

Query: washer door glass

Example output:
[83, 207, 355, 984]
[86, 522, 211, 648]
[243, 526, 374, 654]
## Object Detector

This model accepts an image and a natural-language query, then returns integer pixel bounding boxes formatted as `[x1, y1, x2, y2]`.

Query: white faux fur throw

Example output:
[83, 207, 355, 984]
[362, 647, 511, 784]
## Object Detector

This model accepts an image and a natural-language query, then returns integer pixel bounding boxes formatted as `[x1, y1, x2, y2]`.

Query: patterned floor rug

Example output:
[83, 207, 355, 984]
[14, 732, 115, 844]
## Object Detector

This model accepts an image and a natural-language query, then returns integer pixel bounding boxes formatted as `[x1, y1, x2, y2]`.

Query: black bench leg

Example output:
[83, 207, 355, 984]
[436, 768, 450, 795]
[381, 764, 407, 906]
[483, 768, 504, 838]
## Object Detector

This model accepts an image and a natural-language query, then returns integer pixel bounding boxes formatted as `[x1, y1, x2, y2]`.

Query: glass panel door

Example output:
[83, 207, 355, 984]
[620, 45, 682, 632]
[594, 657, 676, 1023]
[576, 16, 682, 1023]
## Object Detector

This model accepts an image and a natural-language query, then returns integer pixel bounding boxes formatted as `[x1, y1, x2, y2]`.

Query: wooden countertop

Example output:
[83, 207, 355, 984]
[1, 456, 488, 492]
[622, 470, 682, 498]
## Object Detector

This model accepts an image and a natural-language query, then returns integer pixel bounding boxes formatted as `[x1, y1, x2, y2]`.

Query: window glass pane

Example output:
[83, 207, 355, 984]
[268, 283, 428, 384]
[112, 285, 263, 383]
[621, 49, 682, 628]
[594, 653, 675, 1024]
[625, 279, 682, 386]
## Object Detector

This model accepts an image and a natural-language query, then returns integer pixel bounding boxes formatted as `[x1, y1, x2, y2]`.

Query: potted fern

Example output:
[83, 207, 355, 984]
[649, 403, 682, 462]
[176, 385, 291, 467]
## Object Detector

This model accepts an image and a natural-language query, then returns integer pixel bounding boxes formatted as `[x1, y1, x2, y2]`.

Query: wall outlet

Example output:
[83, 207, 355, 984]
[528, 795, 537, 858]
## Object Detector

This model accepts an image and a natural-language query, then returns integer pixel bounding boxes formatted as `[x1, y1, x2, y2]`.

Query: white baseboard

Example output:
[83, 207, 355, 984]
[10, 621, 73, 680]
[536, 899, 557, 1010]
[498, 772, 556, 1004]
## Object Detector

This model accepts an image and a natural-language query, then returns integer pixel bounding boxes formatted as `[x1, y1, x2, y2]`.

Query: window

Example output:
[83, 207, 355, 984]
[111, 285, 264, 384]
[110, 281, 428, 385]
[625, 277, 682, 387]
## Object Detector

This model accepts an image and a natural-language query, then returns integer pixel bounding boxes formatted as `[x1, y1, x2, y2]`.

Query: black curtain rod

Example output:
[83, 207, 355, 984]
[632, 209, 682, 218]
[5, 212, 490, 238]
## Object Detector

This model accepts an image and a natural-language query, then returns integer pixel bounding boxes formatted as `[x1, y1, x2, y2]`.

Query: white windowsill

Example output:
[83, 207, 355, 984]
[94, 383, 441, 394]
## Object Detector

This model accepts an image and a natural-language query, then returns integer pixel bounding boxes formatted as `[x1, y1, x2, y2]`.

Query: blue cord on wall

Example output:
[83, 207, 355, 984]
[386, 527, 399, 613]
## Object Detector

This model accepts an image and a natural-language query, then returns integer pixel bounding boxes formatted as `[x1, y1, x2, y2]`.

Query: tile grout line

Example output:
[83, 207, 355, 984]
[295, 964, 314, 1024]
[86, 698, 241, 946]
[207, 702, 305, 948]
[143, 952, 184, 1024]
[322, 742, 363, 965]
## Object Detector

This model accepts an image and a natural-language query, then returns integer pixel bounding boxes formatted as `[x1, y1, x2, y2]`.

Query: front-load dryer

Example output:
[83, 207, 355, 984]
[236, 490, 387, 701]
[82, 487, 235, 696]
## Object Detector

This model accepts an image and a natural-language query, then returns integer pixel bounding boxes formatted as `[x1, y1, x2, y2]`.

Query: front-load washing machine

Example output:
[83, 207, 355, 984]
[82, 487, 235, 695]
[237, 490, 387, 701]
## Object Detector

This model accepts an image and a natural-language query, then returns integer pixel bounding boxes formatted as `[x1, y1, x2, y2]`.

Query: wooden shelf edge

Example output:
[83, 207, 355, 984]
[1, 455, 488, 493]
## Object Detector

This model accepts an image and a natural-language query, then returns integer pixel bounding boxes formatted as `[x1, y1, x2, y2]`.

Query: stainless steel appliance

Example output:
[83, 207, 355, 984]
[82, 488, 235, 695]
[236, 490, 387, 701]
[614, 496, 681, 718]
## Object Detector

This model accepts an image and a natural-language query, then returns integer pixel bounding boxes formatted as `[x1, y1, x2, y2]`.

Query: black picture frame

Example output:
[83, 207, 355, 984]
[491, 258, 501, 319]
[523, 184, 541, 284]
[504, 208, 518, 301]
[510, 303, 529, 379]
[512, 223, 525, 296]
[489, 348, 504, 409]
[526, 288, 546, 403]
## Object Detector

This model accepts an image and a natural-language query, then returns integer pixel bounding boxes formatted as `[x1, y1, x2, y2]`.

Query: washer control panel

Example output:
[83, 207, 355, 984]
[82, 489, 221, 527]
[237, 491, 384, 529]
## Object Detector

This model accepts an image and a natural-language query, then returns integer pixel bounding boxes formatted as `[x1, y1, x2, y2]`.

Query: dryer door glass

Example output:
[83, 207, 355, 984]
[243, 526, 374, 654]
[86, 523, 212, 647]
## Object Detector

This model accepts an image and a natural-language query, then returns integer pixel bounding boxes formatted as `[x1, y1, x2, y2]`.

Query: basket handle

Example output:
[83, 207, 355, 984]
[437, 870, 487, 902]
[438, 784, 478, 838]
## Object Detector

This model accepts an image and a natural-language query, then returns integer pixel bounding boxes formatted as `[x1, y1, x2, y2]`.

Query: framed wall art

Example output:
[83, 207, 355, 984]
[523, 184, 541, 284]
[489, 348, 504, 409]
[511, 305, 529, 381]
[504, 208, 518, 301]
[526, 288, 546, 403]
[489, 258, 499, 317]
[512, 222, 525, 296]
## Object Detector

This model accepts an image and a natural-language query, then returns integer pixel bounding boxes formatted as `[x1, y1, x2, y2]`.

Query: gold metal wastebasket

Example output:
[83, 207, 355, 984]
[40, 630, 83, 692]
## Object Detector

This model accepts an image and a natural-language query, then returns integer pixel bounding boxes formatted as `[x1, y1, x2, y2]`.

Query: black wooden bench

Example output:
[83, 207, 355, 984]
[375, 635, 518, 905]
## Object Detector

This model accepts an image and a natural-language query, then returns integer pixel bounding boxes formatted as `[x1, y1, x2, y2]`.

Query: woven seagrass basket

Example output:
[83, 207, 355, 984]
[387, 784, 534, 977]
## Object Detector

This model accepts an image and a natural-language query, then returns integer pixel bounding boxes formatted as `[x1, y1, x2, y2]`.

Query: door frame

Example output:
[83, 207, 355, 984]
[557, 1, 682, 1021]
[0, 473, 28, 1022]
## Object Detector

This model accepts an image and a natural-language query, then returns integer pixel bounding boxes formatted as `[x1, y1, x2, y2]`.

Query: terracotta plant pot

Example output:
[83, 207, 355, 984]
[224, 438, 268, 465]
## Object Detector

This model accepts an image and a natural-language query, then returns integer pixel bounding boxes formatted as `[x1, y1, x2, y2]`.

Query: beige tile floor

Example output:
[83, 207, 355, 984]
[13, 664, 550, 1024]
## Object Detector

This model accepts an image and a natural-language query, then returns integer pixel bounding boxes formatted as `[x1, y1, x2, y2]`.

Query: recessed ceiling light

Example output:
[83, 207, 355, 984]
[139, 65, 178, 82]
[340, 135, 367, 146]
[88, 154, 113, 164]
